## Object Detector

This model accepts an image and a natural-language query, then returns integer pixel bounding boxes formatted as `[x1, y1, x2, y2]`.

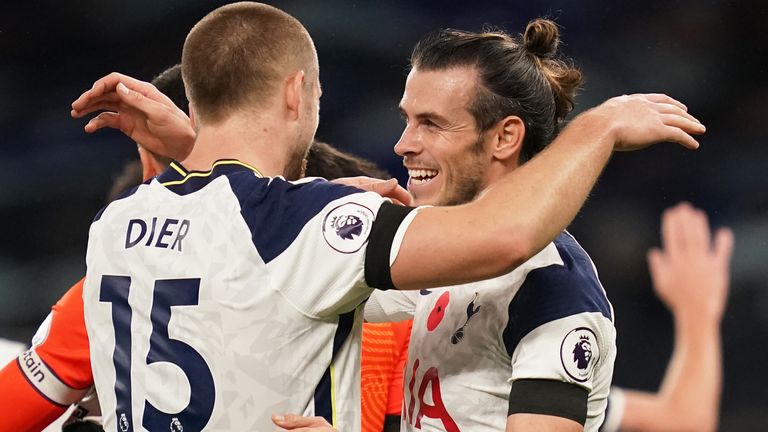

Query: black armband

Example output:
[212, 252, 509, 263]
[364, 202, 415, 290]
[508, 379, 588, 425]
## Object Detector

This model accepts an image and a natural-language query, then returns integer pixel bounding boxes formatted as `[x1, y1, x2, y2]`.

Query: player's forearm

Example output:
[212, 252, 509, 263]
[621, 318, 721, 432]
[658, 316, 721, 431]
[0, 360, 68, 431]
[471, 109, 615, 262]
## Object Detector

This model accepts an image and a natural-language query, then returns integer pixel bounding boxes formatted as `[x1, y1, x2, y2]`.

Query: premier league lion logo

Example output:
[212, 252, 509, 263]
[322, 202, 374, 253]
[560, 327, 599, 382]
[332, 215, 363, 240]
[572, 335, 593, 370]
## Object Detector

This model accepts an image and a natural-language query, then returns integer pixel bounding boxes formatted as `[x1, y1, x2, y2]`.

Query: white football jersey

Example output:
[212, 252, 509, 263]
[366, 232, 616, 432]
[83, 160, 413, 431]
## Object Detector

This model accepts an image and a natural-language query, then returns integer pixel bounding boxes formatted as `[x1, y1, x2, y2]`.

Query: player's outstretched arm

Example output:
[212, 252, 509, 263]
[0, 360, 68, 432]
[390, 94, 706, 290]
[616, 203, 732, 432]
[71, 73, 196, 161]
[0, 279, 95, 432]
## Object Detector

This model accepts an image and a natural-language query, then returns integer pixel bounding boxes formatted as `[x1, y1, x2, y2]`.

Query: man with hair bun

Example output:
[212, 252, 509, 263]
[363, 19, 611, 432]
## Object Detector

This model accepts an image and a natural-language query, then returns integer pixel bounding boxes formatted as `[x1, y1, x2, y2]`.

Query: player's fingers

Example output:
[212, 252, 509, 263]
[72, 72, 160, 112]
[84, 112, 122, 134]
[646, 247, 666, 288]
[684, 207, 710, 253]
[657, 103, 701, 124]
[660, 114, 706, 135]
[71, 73, 125, 111]
[713, 227, 735, 268]
[657, 123, 701, 150]
[362, 178, 396, 195]
[71, 100, 125, 118]
[71, 92, 123, 118]
[272, 413, 331, 428]
[662, 203, 690, 254]
[642, 93, 688, 111]
[115, 82, 169, 121]
[386, 182, 413, 206]
[373, 179, 412, 206]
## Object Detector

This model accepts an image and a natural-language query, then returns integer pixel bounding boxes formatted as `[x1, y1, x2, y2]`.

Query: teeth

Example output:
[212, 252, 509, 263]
[408, 169, 438, 179]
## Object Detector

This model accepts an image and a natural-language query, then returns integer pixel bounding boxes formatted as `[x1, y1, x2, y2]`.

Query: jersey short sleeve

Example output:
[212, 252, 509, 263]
[504, 234, 616, 428]
[231, 176, 416, 318]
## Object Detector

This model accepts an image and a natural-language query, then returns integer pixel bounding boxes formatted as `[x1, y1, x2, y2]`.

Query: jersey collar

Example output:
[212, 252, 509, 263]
[158, 159, 264, 186]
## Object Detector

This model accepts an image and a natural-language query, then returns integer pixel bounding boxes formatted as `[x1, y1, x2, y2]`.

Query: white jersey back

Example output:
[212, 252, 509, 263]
[83, 160, 396, 431]
[367, 232, 616, 432]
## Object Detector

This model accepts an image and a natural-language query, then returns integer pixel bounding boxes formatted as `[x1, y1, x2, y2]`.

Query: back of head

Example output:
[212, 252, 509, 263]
[410, 18, 583, 163]
[182, 2, 317, 125]
[152, 64, 188, 116]
[147, 64, 187, 167]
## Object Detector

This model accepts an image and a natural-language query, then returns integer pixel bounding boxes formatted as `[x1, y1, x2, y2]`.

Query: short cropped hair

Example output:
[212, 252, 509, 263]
[182, 2, 317, 124]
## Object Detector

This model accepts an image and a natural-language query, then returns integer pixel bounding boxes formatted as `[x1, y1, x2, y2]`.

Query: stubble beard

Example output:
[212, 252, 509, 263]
[438, 136, 488, 207]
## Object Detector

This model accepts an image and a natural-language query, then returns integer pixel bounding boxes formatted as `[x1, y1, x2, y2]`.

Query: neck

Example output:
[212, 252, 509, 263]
[181, 113, 293, 177]
[483, 158, 519, 191]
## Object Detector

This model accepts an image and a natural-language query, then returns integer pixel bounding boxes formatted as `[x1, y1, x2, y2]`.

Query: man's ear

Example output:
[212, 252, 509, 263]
[137, 146, 166, 181]
[284, 70, 306, 120]
[491, 115, 525, 162]
[188, 105, 198, 131]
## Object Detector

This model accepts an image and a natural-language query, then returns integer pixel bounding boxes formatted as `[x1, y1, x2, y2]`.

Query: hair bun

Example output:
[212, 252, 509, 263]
[523, 18, 560, 59]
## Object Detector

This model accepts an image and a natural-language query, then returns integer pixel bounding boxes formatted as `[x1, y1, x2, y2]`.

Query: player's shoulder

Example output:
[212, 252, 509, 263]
[230, 175, 365, 209]
[516, 232, 610, 317]
[92, 180, 149, 223]
[232, 176, 385, 263]
[502, 232, 612, 354]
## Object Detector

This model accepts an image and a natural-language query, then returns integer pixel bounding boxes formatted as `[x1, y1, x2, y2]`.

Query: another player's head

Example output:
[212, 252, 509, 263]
[182, 2, 320, 180]
[396, 19, 582, 206]
[134, 64, 186, 181]
[306, 140, 389, 180]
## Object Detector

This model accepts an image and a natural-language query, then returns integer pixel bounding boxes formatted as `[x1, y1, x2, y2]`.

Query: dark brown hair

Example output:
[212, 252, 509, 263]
[410, 18, 583, 163]
[152, 64, 188, 116]
[182, 2, 317, 124]
[306, 141, 389, 180]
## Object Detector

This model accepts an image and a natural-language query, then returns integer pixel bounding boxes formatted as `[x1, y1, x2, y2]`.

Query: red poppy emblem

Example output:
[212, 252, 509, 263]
[427, 291, 450, 331]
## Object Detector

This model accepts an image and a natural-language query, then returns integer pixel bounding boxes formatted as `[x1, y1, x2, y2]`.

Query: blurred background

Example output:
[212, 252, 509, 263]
[0, 0, 765, 429]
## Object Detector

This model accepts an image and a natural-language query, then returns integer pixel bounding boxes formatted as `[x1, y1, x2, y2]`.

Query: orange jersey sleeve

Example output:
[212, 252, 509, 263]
[361, 322, 397, 432]
[0, 278, 93, 432]
[361, 319, 413, 432]
[386, 319, 412, 415]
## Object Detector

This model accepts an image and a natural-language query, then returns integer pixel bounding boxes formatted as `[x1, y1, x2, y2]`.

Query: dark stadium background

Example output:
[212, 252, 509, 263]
[1, 1, 766, 429]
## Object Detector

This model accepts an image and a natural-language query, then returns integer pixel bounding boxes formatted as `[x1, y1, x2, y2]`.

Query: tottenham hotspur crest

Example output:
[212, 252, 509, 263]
[560, 327, 599, 382]
[322, 202, 374, 253]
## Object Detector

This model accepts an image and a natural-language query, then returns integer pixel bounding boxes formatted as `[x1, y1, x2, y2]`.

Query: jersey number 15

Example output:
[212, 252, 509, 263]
[100, 275, 215, 432]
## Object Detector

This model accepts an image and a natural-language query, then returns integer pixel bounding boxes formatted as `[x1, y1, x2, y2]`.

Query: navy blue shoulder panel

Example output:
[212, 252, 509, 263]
[502, 232, 612, 357]
[227, 174, 364, 264]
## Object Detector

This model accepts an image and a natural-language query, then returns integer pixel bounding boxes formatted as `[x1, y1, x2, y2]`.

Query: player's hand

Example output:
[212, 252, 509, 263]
[587, 93, 706, 151]
[647, 202, 733, 321]
[71, 72, 196, 161]
[272, 413, 338, 431]
[333, 177, 413, 206]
